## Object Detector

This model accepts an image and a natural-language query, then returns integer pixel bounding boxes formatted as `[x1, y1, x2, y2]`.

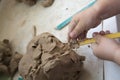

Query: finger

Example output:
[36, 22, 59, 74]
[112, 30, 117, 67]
[68, 19, 78, 40]
[68, 18, 79, 34]
[92, 32, 99, 37]
[91, 43, 98, 54]
[78, 30, 87, 40]
[105, 30, 110, 34]
[99, 31, 105, 35]
[93, 34, 103, 44]
[69, 21, 86, 39]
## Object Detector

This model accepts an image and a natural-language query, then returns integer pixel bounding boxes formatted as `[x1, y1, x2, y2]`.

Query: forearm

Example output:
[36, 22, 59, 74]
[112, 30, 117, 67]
[93, 0, 120, 20]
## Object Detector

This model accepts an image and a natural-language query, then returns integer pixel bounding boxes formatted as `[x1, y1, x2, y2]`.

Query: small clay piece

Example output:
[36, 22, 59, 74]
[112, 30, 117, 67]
[69, 39, 79, 49]
[19, 32, 85, 80]
[40, 0, 54, 7]
[16, 0, 54, 7]
[88, 45, 90, 48]
[16, 0, 37, 6]
[22, 0, 37, 6]
[33, 26, 37, 37]
[0, 39, 23, 77]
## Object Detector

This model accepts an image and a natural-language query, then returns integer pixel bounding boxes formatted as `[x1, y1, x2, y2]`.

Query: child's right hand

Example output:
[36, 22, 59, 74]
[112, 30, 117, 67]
[91, 31, 120, 63]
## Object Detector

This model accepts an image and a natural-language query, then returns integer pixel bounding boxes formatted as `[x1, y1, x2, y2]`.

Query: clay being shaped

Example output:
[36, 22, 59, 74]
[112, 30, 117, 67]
[19, 32, 85, 80]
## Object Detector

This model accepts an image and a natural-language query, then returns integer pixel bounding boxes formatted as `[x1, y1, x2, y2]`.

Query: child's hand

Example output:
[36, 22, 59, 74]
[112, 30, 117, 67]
[91, 31, 120, 62]
[68, 0, 120, 40]
[68, 6, 101, 39]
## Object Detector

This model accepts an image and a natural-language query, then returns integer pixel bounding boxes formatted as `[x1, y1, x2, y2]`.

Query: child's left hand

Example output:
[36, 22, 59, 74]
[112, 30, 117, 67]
[91, 31, 120, 61]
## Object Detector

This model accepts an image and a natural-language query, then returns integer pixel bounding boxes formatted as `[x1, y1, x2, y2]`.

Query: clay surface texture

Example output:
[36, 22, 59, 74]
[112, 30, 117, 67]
[19, 32, 85, 80]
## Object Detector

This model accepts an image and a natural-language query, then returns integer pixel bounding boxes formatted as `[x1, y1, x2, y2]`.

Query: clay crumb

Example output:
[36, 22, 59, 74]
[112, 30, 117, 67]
[66, 8, 68, 10]
[16, 0, 55, 7]
[16, 0, 37, 6]
[40, 0, 54, 7]
[21, 20, 26, 27]
[33, 25, 37, 37]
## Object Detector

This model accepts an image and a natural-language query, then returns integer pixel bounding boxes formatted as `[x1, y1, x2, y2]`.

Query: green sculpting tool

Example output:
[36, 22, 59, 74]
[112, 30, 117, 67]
[18, 76, 23, 80]
[56, 0, 97, 30]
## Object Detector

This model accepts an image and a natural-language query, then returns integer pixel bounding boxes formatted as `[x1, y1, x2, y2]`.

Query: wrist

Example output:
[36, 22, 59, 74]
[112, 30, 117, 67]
[93, 0, 120, 20]
[114, 46, 120, 65]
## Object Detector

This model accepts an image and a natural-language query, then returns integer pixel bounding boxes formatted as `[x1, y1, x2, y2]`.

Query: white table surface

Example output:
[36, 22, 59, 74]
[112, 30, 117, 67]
[103, 16, 120, 80]
[0, 0, 120, 80]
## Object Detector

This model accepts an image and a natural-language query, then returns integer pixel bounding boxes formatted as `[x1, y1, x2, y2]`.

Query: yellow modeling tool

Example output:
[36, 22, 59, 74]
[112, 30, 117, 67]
[79, 32, 120, 46]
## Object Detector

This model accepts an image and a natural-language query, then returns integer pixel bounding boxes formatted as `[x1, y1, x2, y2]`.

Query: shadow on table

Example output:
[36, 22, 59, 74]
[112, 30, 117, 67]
[0, 73, 11, 80]
[78, 68, 92, 80]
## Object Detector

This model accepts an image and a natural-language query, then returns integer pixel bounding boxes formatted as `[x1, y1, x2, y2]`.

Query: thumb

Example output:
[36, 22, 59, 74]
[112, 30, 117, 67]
[91, 34, 103, 54]
[91, 42, 101, 58]
[93, 34, 103, 44]
[91, 43, 98, 52]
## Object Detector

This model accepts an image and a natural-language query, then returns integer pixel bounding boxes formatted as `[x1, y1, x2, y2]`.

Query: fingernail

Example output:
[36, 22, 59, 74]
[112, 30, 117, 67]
[100, 31, 105, 35]
[106, 30, 110, 34]
[93, 32, 98, 37]
[70, 32, 77, 39]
